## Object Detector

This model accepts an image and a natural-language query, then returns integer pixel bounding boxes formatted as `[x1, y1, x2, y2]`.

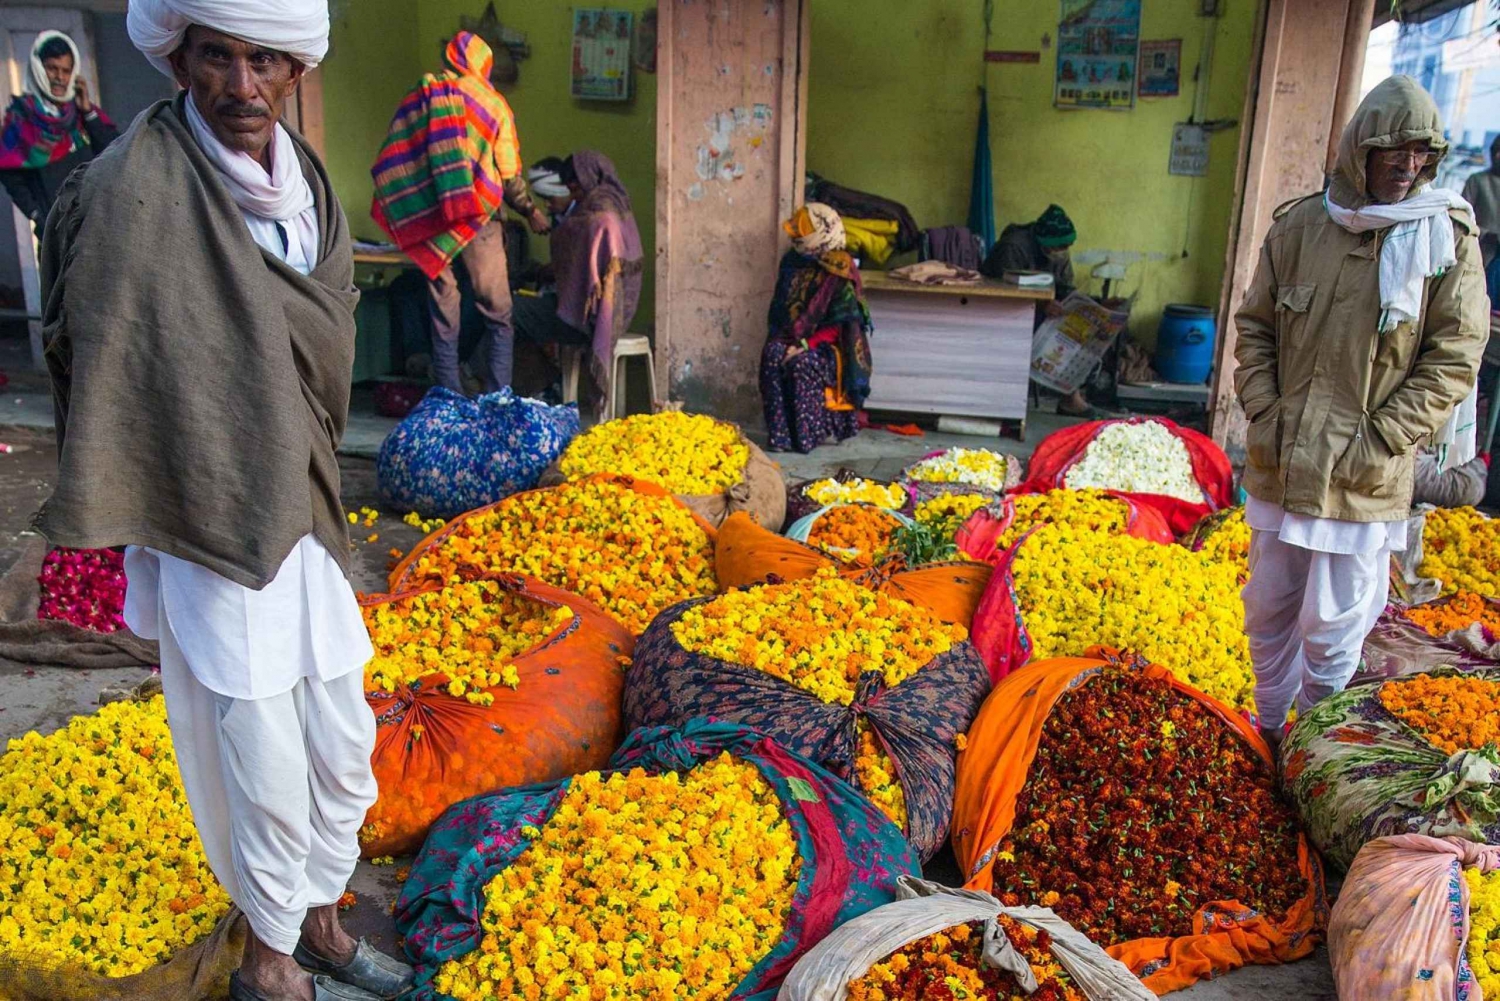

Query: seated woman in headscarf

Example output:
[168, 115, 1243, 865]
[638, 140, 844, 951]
[762, 203, 873, 454]
[0, 31, 117, 238]
[514, 150, 643, 412]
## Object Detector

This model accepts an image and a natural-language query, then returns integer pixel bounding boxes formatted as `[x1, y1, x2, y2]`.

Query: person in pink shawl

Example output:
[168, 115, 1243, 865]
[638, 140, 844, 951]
[513, 150, 643, 413]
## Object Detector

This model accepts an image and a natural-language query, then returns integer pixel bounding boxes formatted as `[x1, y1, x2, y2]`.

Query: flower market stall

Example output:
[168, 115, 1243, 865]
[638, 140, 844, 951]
[623, 571, 990, 860]
[951, 653, 1325, 994]
[544, 411, 787, 529]
[357, 575, 632, 858]
[392, 719, 921, 1001]
[1284, 670, 1500, 870]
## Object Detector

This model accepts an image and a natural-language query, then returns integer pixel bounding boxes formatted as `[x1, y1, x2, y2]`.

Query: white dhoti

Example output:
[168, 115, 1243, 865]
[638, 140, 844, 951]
[126, 537, 376, 956]
[1242, 497, 1401, 729]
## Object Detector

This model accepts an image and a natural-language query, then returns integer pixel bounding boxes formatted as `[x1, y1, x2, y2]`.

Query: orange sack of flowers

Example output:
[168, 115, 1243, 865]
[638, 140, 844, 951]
[358, 574, 632, 858]
[715, 511, 991, 628]
[952, 653, 1326, 995]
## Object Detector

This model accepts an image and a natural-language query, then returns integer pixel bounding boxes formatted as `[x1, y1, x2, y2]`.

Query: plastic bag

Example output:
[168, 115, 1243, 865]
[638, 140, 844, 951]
[394, 718, 921, 1001]
[777, 875, 1154, 1001]
[376, 386, 579, 519]
[1017, 417, 1234, 535]
[357, 574, 632, 858]
[1330, 835, 1500, 1001]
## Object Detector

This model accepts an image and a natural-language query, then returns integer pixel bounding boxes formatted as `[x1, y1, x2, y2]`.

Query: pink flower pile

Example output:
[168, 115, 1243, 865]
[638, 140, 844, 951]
[38, 547, 128, 632]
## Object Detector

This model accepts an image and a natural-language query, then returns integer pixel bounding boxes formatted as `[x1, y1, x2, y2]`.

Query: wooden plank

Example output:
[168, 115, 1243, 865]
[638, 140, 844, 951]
[861, 270, 1055, 302]
[863, 291, 1032, 420]
[296, 66, 326, 158]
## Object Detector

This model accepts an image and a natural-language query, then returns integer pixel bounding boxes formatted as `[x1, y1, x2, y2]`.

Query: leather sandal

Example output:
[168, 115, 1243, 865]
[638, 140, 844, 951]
[294, 938, 415, 1000]
[228, 969, 385, 1001]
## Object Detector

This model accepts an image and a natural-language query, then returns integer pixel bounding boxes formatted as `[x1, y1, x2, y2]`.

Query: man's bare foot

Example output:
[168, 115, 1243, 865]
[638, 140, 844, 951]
[239, 936, 315, 1001]
[300, 904, 359, 966]
[1058, 390, 1093, 416]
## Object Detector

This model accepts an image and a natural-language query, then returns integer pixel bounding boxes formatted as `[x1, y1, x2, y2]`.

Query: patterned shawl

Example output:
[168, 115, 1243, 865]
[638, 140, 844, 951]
[553, 150, 643, 396]
[371, 31, 521, 278]
[0, 95, 110, 171]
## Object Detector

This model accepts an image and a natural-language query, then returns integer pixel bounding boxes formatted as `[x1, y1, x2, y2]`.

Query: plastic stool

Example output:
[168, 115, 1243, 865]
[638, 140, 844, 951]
[560, 348, 582, 405]
[609, 334, 657, 419]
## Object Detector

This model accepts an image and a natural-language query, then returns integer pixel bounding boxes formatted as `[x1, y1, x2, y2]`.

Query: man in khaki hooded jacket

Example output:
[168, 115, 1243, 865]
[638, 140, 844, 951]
[1234, 76, 1488, 749]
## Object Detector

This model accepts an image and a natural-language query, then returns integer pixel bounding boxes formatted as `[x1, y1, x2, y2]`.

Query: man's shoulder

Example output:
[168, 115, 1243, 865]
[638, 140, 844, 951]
[1270, 192, 1326, 226]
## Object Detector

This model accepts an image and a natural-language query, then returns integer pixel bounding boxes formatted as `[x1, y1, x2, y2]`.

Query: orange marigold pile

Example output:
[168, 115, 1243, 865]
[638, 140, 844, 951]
[1378, 673, 1500, 755]
[1404, 592, 1500, 640]
[808, 505, 902, 563]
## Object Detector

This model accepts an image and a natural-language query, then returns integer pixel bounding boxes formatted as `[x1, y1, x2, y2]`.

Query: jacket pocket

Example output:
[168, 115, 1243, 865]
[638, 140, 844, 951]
[1246, 402, 1281, 474]
[1331, 417, 1399, 498]
[1275, 284, 1316, 347]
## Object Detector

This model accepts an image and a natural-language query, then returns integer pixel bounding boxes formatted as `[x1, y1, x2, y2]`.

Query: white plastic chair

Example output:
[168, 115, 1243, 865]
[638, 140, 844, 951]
[559, 335, 658, 419]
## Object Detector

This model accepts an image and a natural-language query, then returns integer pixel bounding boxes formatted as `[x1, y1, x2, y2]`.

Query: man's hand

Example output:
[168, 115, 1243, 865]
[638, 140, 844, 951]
[527, 208, 552, 235]
[74, 77, 93, 114]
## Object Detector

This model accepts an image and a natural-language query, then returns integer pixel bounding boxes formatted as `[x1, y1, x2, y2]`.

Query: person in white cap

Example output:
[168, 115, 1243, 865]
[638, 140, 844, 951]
[36, 3, 412, 1000]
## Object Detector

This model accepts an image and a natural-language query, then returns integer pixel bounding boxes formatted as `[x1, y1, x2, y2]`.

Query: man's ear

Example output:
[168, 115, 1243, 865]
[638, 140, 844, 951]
[168, 44, 192, 90]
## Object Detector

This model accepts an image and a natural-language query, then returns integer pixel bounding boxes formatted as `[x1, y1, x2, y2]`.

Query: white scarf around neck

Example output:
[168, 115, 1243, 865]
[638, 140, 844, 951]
[183, 96, 319, 273]
[1325, 186, 1478, 470]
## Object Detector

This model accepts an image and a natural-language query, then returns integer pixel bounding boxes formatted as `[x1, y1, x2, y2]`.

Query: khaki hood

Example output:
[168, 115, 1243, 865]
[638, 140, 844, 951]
[1329, 75, 1449, 210]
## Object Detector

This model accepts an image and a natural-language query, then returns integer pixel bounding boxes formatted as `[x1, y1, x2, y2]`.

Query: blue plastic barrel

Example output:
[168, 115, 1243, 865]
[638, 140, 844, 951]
[1154, 304, 1217, 384]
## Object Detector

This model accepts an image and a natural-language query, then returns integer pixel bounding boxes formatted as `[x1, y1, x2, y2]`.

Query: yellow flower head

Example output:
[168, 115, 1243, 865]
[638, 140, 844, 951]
[558, 412, 750, 495]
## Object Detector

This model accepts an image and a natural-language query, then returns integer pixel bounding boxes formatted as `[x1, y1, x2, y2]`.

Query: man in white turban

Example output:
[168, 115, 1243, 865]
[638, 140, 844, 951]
[40, 8, 413, 1001]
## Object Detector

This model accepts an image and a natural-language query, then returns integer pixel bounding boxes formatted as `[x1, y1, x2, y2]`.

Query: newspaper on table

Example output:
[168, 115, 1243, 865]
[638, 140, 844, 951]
[1030, 291, 1130, 395]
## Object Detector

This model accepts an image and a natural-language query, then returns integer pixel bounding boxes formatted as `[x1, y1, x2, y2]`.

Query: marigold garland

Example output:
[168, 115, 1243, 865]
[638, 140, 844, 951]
[1421, 507, 1500, 599]
[1465, 867, 1500, 997]
[1012, 524, 1254, 711]
[432, 753, 800, 1001]
[808, 505, 902, 563]
[1377, 673, 1500, 756]
[1403, 592, 1500, 640]
[805, 478, 907, 509]
[1062, 421, 1203, 502]
[906, 449, 1012, 493]
[557, 412, 750, 495]
[361, 580, 574, 705]
[398, 480, 717, 634]
[0, 698, 229, 977]
[846, 917, 1082, 1001]
[988, 666, 1305, 945]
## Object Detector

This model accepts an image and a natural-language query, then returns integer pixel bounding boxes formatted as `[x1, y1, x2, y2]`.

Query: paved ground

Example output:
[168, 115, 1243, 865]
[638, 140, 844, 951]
[0, 408, 1336, 999]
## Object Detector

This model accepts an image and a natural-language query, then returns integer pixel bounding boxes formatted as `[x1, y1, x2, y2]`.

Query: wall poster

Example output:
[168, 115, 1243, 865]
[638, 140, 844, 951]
[1137, 38, 1182, 98]
[1054, 0, 1142, 111]
[571, 8, 633, 101]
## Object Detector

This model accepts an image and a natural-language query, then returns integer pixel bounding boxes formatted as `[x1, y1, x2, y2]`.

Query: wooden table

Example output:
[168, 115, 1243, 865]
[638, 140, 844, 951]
[860, 271, 1052, 438]
[353, 250, 413, 268]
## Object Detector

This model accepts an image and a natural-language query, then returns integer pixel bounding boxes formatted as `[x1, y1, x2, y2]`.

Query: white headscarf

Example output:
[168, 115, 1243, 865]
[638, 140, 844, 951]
[127, 0, 329, 78]
[527, 164, 570, 200]
[27, 30, 80, 114]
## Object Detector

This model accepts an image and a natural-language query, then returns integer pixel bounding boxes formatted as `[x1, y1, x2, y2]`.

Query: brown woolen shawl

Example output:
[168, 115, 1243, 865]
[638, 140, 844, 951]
[37, 95, 358, 589]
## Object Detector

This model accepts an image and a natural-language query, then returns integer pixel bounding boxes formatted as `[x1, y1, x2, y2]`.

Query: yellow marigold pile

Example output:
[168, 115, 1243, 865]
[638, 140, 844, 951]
[1421, 506, 1500, 598]
[672, 571, 966, 829]
[398, 480, 717, 633]
[1466, 867, 1500, 998]
[1377, 673, 1500, 755]
[1196, 507, 1251, 583]
[558, 412, 750, 495]
[805, 478, 907, 509]
[914, 494, 990, 546]
[1404, 591, 1500, 640]
[433, 753, 799, 1001]
[808, 505, 902, 563]
[362, 580, 574, 705]
[0, 698, 229, 977]
[1012, 524, 1254, 712]
[990, 489, 1132, 554]
[906, 448, 1011, 493]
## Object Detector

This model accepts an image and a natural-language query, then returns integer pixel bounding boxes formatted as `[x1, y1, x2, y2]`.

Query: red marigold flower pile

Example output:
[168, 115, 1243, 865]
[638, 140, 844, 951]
[846, 917, 1082, 1001]
[37, 546, 127, 633]
[988, 666, 1305, 945]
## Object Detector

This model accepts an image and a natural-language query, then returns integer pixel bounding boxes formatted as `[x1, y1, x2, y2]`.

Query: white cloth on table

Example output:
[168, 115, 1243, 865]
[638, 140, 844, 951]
[156, 603, 375, 955]
[1242, 529, 1391, 730]
[1245, 495, 1407, 555]
[123, 536, 370, 700]
[183, 93, 319, 275]
[126, 0, 330, 78]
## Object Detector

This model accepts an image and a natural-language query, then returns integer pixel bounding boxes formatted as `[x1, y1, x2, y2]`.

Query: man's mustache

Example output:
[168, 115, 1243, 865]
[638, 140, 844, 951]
[217, 103, 270, 119]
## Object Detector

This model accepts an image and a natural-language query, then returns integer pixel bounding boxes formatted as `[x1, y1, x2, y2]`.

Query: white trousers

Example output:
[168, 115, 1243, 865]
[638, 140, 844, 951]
[1242, 530, 1391, 729]
[158, 605, 377, 955]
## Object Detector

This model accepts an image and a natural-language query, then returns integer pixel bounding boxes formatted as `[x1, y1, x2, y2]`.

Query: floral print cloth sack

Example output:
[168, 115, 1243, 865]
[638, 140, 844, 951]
[376, 387, 579, 519]
[394, 718, 921, 1001]
[1283, 670, 1500, 872]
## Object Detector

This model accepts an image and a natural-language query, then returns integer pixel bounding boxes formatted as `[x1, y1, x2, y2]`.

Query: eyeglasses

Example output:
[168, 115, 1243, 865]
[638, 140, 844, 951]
[1372, 148, 1439, 168]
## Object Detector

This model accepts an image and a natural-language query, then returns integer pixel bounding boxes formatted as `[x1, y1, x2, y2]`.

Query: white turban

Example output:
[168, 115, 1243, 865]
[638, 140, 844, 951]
[127, 0, 329, 79]
[527, 165, 570, 200]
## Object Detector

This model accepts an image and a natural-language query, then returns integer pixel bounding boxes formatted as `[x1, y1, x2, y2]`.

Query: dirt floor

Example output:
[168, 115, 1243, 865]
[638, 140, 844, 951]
[0, 423, 1337, 999]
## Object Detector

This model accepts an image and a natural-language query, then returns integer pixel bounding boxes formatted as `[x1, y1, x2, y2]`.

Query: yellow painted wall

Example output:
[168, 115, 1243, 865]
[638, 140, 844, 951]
[808, 0, 1257, 349]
